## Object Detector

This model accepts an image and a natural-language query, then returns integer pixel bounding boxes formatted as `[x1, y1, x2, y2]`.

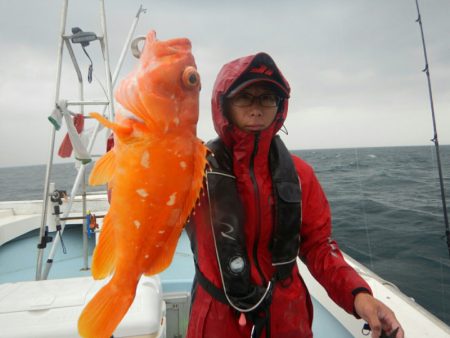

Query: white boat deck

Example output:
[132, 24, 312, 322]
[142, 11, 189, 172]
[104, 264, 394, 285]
[0, 196, 108, 246]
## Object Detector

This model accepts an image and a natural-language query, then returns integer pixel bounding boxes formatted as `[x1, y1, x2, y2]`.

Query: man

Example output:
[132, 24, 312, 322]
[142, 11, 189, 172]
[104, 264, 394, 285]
[185, 52, 403, 338]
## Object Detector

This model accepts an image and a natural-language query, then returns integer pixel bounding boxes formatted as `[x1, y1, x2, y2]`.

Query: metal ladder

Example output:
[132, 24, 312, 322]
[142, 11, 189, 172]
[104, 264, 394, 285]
[35, 0, 146, 280]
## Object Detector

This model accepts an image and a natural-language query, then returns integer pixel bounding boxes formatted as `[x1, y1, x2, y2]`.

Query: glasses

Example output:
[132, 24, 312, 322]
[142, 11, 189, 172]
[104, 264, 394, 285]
[229, 93, 281, 108]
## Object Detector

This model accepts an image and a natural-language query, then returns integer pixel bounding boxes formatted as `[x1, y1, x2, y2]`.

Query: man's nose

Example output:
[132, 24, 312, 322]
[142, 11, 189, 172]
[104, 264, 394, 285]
[249, 104, 263, 116]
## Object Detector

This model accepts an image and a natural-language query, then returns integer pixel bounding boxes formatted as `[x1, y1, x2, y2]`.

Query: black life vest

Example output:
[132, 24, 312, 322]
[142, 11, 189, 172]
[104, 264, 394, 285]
[194, 135, 302, 333]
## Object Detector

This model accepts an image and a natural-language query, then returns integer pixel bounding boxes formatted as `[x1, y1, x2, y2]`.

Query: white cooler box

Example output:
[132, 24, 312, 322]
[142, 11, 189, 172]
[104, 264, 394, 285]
[0, 275, 166, 338]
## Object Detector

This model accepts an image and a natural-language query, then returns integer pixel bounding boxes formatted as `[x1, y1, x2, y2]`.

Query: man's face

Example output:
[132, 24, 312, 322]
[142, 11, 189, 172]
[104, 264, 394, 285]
[226, 84, 280, 133]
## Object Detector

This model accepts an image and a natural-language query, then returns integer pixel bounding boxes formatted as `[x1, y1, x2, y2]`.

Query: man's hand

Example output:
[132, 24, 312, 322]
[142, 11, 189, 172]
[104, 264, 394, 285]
[354, 293, 404, 338]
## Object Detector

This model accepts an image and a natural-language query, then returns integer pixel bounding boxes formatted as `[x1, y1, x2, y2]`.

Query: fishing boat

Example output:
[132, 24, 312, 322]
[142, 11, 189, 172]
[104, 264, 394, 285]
[1, 194, 450, 337]
[1, 1, 449, 337]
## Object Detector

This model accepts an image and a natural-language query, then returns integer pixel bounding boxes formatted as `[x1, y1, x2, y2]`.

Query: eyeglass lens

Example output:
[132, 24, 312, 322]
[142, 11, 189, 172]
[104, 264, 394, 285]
[231, 93, 280, 107]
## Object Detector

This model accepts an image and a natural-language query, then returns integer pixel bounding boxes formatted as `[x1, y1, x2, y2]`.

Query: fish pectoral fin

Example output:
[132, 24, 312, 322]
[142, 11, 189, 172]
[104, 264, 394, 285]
[90, 112, 133, 138]
[143, 228, 181, 276]
[91, 213, 116, 279]
[89, 150, 116, 186]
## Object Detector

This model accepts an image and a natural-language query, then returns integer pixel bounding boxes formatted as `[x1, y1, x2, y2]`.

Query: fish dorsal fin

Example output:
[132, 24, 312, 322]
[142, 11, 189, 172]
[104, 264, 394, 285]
[89, 150, 116, 186]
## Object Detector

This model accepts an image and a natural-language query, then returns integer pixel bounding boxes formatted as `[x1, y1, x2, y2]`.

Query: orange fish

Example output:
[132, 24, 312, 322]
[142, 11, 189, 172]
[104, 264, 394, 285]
[77, 31, 207, 338]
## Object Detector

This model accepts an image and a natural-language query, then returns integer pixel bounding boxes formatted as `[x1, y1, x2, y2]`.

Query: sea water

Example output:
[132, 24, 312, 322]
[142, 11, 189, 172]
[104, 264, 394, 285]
[1, 145, 449, 326]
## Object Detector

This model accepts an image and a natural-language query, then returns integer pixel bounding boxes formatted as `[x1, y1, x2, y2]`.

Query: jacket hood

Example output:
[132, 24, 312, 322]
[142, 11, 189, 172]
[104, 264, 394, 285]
[211, 53, 291, 147]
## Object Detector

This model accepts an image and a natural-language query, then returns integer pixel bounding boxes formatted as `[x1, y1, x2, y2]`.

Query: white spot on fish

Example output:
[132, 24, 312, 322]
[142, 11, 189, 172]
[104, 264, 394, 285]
[145, 254, 149, 259]
[166, 192, 177, 206]
[141, 151, 150, 168]
[134, 220, 141, 229]
[136, 188, 148, 198]
[173, 117, 180, 126]
[158, 230, 165, 234]
[180, 161, 187, 169]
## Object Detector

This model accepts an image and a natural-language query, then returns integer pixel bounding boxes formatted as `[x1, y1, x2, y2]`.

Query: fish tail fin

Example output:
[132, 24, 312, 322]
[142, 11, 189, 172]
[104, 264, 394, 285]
[78, 277, 137, 338]
[91, 213, 116, 279]
[89, 149, 116, 186]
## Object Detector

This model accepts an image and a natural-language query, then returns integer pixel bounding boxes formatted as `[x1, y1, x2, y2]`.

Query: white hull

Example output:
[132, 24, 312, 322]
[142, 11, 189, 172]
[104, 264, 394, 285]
[299, 256, 450, 337]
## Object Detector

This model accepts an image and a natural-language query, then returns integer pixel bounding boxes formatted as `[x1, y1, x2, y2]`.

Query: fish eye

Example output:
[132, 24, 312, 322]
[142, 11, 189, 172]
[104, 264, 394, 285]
[182, 66, 200, 89]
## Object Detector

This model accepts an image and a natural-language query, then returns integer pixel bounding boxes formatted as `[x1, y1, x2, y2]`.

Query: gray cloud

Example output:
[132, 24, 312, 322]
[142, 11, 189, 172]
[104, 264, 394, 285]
[0, 0, 449, 167]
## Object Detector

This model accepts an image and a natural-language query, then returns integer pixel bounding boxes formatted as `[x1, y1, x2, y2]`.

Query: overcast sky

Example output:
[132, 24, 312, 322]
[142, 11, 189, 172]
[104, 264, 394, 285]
[0, 0, 449, 167]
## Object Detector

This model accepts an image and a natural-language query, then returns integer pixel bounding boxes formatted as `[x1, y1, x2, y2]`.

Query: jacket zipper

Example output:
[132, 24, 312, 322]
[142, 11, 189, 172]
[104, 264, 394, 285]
[249, 133, 267, 285]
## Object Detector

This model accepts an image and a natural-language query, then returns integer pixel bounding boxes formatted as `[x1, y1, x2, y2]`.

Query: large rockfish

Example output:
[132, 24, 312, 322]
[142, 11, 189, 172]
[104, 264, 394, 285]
[78, 31, 207, 338]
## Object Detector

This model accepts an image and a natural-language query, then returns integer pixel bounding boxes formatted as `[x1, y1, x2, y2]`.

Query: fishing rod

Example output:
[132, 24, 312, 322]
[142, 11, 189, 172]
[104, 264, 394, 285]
[414, 0, 450, 258]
